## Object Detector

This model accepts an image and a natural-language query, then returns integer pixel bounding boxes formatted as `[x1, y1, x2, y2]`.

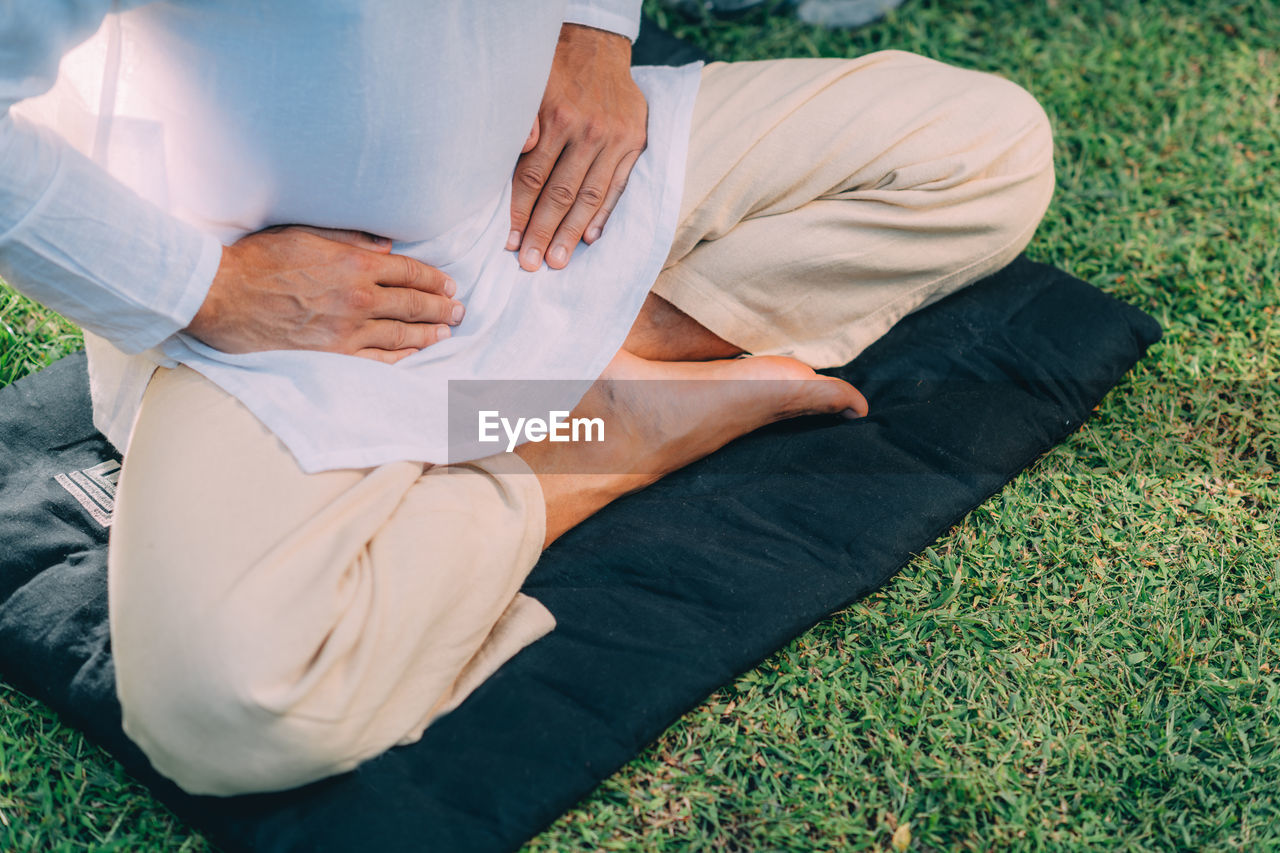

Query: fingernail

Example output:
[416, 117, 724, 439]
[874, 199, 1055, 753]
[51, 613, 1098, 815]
[369, 233, 390, 246]
[548, 245, 567, 266]
[521, 247, 541, 269]
[450, 303, 465, 324]
[506, 230, 521, 251]
[585, 226, 602, 243]
[443, 277, 457, 297]
[840, 407, 865, 420]
[437, 325, 452, 341]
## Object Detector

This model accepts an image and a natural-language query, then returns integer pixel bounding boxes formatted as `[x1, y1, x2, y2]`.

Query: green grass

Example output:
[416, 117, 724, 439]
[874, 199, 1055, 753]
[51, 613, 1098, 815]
[2, 0, 1278, 849]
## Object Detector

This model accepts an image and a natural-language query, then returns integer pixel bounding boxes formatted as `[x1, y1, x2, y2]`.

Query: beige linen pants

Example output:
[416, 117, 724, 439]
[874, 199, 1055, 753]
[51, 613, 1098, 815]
[110, 51, 1054, 797]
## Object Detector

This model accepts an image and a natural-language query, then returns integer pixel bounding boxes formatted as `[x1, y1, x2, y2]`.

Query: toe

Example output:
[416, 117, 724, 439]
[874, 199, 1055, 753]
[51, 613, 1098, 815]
[809, 376, 869, 419]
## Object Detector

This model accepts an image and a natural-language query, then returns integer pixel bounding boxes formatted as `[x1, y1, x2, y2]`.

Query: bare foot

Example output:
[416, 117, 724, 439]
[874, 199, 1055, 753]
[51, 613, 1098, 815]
[516, 349, 867, 547]
[623, 292, 744, 361]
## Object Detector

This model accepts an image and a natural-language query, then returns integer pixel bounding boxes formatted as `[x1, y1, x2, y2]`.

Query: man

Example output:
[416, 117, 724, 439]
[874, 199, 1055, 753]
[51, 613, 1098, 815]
[0, 1, 1052, 795]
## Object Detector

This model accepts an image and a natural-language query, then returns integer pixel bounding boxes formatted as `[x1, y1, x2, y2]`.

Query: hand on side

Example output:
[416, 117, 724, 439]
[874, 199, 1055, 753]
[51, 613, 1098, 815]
[185, 226, 463, 363]
[508, 23, 648, 272]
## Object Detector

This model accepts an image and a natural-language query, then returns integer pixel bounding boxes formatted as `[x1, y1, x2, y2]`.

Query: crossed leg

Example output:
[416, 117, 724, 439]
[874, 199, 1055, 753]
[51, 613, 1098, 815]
[108, 51, 1053, 796]
[629, 52, 1054, 365]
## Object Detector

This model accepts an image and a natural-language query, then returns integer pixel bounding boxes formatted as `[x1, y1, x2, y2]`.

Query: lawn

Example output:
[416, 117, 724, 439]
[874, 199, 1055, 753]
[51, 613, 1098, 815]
[2, 0, 1277, 849]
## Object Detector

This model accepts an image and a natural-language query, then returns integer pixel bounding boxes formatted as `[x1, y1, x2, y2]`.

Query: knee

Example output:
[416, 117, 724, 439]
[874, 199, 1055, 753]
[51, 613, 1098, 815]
[975, 71, 1055, 180]
[114, 614, 365, 796]
[878, 50, 1055, 192]
[896, 49, 1054, 151]
[928, 59, 1057, 239]
[974, 73, 1056, 241]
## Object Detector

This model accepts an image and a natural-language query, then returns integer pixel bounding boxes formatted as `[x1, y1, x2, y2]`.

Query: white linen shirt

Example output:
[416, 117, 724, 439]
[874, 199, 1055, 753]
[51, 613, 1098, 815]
[0, 1, 700, 471]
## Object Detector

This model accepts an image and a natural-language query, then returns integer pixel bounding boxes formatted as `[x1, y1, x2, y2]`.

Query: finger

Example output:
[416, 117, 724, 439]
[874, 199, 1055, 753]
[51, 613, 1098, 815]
[584, 147, 642, 245]
[544, 154, 616, 269]
[285, 225, 393, 253]
[522, 118, 540, 154]
[518, 140, 602, 271]
[356, 320, 454, 353]
[508, 135, 567, 253]
[353, 347, 425, 365]
[368, 285, 465, 326]
[506, 119, 545, 250]
[369, 253, 457, 297]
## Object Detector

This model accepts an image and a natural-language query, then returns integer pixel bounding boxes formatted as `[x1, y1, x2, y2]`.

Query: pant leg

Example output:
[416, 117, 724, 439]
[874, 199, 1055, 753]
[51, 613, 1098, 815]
[655, 51, 1056, 368]
[108, 364, 551, 796]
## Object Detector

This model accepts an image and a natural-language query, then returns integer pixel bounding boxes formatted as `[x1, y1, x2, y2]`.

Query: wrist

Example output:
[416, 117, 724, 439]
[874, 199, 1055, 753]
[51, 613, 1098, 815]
[558, 22, 632, 66]
[187, 243, 236, 338]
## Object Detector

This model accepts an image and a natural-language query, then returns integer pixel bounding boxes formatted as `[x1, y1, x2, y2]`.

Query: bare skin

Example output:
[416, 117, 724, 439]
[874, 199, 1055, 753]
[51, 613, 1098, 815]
[517, 349, 867, 548]
[508, 23, 647, 271]
[623, 292, 744, 361]
[186, 225, 463, 364]
[516, 293, 868, 548]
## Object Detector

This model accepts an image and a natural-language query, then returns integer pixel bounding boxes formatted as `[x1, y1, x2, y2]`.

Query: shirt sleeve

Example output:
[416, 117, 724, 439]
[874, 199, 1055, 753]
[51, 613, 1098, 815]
[0, 2, 223, 355]
[562, 0, 643, 42]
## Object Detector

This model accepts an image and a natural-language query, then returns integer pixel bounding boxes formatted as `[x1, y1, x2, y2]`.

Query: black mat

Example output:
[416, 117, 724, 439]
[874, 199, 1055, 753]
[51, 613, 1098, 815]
[0, 255, 1160, 852]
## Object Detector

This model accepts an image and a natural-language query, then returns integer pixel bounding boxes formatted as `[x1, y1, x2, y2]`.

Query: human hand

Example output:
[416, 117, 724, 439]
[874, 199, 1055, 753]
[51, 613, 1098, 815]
[184, 226, 464, 364]
[507, 23, 648, 272]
